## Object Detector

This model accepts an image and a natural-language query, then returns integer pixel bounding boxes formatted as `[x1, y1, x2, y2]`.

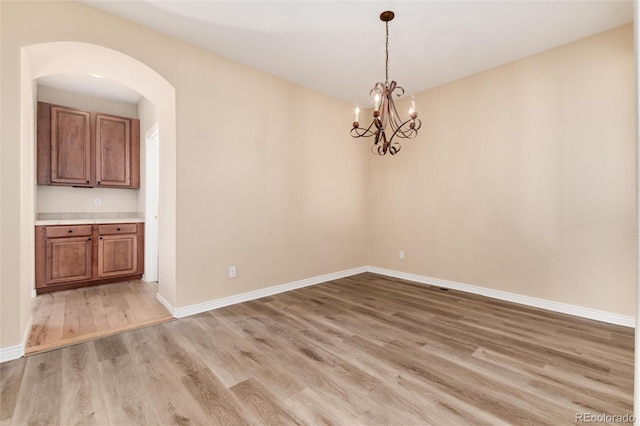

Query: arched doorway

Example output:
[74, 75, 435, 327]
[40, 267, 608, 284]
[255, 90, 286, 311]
[18, 42, 177, 352]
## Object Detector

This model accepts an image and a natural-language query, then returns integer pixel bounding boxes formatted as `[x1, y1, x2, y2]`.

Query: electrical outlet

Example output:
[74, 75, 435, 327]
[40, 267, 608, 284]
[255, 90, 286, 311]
[229, 266, 236, 278]
[399, 250, 405, 259]
[94, 197, 101, 206]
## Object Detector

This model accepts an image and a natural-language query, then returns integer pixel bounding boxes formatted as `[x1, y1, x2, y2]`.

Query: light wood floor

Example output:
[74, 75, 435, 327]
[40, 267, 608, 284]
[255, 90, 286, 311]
[2, 273, 633, 425]
[25, 280, 173, 355]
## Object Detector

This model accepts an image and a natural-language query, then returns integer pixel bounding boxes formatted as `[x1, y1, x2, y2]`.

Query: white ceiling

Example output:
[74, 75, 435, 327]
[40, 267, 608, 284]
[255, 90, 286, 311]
[55, 0, 633, 106]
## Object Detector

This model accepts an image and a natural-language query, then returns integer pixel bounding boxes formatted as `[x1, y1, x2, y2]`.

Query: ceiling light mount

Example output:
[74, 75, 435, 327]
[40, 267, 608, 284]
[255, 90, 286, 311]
[351, 10, 421, 156]
[379, 10, 395, 22]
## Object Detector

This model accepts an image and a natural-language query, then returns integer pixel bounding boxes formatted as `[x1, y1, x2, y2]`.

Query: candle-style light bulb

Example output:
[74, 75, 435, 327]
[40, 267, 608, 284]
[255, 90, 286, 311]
[409, 94, 417, 118]
[354, 106, 360, 122]
[374, 93, 380, 111]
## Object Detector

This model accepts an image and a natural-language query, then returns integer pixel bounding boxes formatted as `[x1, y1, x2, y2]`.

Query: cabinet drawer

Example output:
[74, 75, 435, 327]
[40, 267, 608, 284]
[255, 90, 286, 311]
[98, 223, 137, 235]
[45, 225, 93, 238]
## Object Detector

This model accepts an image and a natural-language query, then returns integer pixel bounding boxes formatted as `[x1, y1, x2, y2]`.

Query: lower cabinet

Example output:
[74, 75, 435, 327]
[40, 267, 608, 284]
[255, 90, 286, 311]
[35, 223, 144, 294]
[45, 236, 93, 285]
[97, 224, 138, 278]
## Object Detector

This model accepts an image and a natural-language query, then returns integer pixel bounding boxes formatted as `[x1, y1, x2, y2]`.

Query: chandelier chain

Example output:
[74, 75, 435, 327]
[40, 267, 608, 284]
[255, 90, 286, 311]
[385, 21, 389, 84]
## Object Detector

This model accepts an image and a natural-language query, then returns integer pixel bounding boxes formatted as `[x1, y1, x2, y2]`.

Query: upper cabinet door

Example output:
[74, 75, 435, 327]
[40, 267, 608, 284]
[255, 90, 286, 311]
[95, 114, 131, 187]
[50, 106, 91, 185]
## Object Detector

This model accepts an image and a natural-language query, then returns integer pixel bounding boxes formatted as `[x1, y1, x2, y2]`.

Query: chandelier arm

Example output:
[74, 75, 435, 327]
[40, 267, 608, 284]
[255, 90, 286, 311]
[369, 83, 385, 98]
[389, 93, 421, 138]
[373, 139, 401, 156]
[390, 84, 404, 97]
[388, 118, 420, 141]
[350, 120, 378, 138]
[388, 141, 401, 155]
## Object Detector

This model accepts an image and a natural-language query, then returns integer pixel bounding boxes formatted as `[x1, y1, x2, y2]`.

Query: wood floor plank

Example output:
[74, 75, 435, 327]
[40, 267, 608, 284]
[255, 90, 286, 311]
[229, 378, 301, 425]
[93, 333, 131, 362]
[140, 358, 212, 425]
[25, 280, 172, 355]
[219, 317, 377, 415]
[11, 350, 63, 425]
[283, 387, 354, 426]
[146, 322, 251, 425]
[60, 343, 110, 424]
[191, 316, 307, 399]
[170, 318, 252, 388]
[97, 351, 161, 425]
[3, 273, 634, 425]
[0, 358, 26, 423]
[122, 325, 214, 426]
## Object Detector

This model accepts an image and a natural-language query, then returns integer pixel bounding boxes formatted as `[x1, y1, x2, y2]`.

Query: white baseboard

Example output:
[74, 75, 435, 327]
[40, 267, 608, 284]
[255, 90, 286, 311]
[171, 266, 368, 319]
[368, 266, 635, 328]
[0, 344, 24, 363]
[0, 316, 32, 363]
[156, 292, 176, 317]
[3, 264, 631, 363]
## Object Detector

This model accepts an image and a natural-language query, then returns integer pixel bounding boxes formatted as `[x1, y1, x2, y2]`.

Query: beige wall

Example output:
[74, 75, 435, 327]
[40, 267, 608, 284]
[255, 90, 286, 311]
[368, 24, 636, 316]
[173, 72, 369, 306]
[1, 0, 25, 347]
[0, 1, 369, 348]
[37, 186, 139, 214]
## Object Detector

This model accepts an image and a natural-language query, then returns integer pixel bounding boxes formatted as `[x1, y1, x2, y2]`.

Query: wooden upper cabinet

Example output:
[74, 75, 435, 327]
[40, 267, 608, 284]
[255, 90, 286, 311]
[96, 114, 131, 187]
[37, 102, 140, 189]
[51, 107, 92, 185]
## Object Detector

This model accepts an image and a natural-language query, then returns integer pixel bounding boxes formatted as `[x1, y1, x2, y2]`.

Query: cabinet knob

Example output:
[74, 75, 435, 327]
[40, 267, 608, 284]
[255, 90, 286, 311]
[87, 237, 92, 241]
[68, 230, 73, 233]
[99, 237, 103, 240]
[86, 180, 90, 184]
[97, 181, 101, 185]
[117, 227, 121, 231]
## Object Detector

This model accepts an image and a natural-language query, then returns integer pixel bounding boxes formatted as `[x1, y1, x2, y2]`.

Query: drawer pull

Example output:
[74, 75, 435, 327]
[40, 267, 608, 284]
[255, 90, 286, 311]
[117, 227, 121, 231]
[87, 238, 92, 241]
[86, 180, 90, 184]
[68, 230, 73, 233]
[99, 237, 103, 240]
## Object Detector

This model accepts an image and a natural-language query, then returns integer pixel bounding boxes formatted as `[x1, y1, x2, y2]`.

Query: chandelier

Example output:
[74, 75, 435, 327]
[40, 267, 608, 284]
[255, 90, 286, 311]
[351, 11, 421, 156]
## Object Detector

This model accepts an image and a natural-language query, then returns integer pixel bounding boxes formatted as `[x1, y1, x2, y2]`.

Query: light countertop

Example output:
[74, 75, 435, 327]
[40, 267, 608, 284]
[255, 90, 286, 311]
[35, 212, 145, 226]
